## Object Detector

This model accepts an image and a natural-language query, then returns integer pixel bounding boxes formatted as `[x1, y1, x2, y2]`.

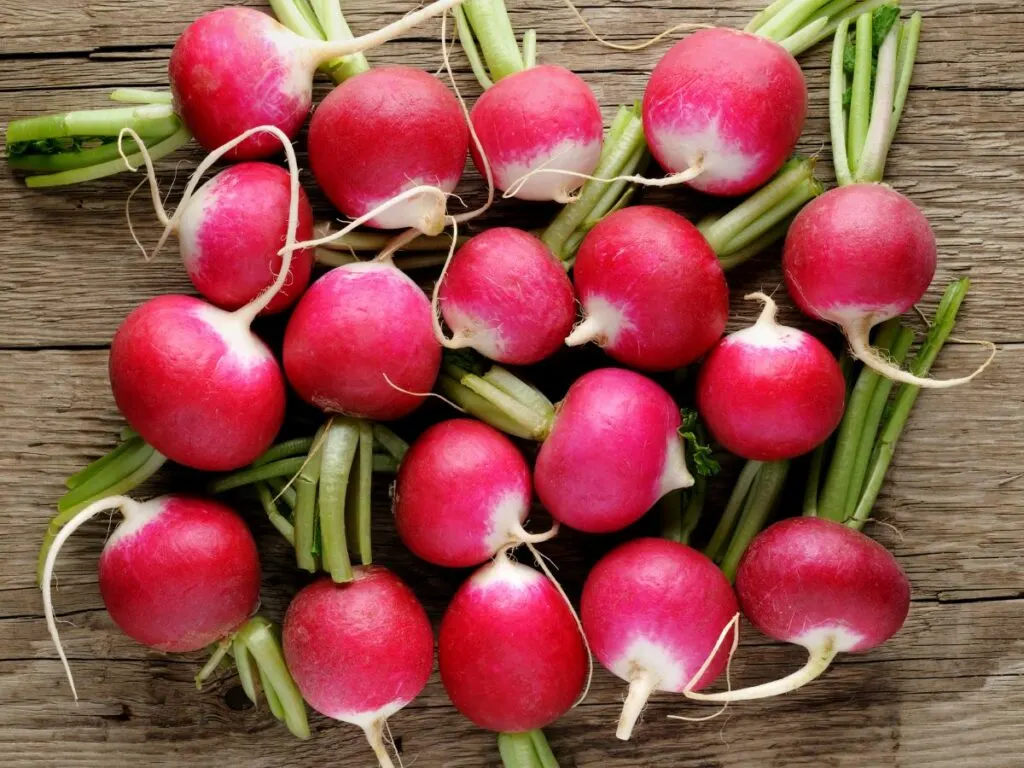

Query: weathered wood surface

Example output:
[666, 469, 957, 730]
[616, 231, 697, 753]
[0, 1, 1022, 766]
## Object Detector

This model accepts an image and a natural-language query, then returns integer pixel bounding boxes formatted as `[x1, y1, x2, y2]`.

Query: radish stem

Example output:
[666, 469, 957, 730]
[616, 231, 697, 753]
[209, 457, 307, 493]
[829, 19, 855, 186]
[318, 419, 359, 583]
[459, 0, 526, 84]
[890, 12, 921, 144]
[440, 358, 554, 440]
[232, 635, 259, 704]
[847, 11, 874, 172]
[108, 89, 174, 105]
[373, 424, 409, 462]
[310, 0, 371, 81]
[294, 426, 326, 573]
[705, 460, 763, 562]
[855, 23, 899, 182]
[64, 434, 139, 490]
[455, 6, 495, 89]
[253, 438, 316, 467]
[237, 617, 310, 739]
[719, 460, 790, 581]
[256, 482, 297, 544]
[346, 420, 375, 566]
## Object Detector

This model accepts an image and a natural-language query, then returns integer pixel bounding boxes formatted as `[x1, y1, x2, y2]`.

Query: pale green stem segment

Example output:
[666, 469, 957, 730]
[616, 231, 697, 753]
[209, 457, 307, 493]
[317, 230, 469, 254]
[346, 420, 375, 566]
[498, 730, 561, 768]
[804, 356, 856, 517]
[269, 0, 369, 82]
[373, 424, 410, 462]
[750, 0, 890, 56]
[660, 473, 707, 546]
[848, 279, 971, 529]
[890, 14, 922, 146]
[758, 0, 834, 43]
[439, 357, 555, 440]
[847, 11, 874, 171]
[256, 482, 297, 544]
[318, 419, 359, 583]
[459, 0, 526, 86]
[294, 425, 327, 573]
[455, 6, 494, 89]
[854, 24, 899, 182]
[719, 460, 790, 581]
[704, 460, 763, 562]
[108, 89, 174, 105]
[829, 19, 855, 186]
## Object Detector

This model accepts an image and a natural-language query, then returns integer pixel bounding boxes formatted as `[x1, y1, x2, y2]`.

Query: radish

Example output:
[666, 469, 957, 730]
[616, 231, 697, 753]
[643, 28, 806, 196]
[456, 2, 603, 201]
[687, 517, 910, 703]
[435, 227, 576, 365]
[697, 292, 846, 461]
[42, 494, 310, 738]
[283, 567, 433, 767]
[168, 1, 465, 159]
[308, 66, 469, 231]
[438, 553, 587, 732]
[567, 206, 729, 372]
[394, 419, 554, 568]
[283, 261, 441, 421]
[581, 538, 738, 740]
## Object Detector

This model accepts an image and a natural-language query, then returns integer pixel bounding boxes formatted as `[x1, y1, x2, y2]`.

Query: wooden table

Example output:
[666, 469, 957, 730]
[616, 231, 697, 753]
[2, 1, 1022, 766]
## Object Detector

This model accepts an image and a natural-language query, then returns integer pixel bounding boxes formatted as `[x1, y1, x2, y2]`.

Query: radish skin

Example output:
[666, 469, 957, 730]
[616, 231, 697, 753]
[535, 368, 693, 533]
[283, 568, 434, 767]
[687, 517, 911, 702]
[439, 554, 587, 732]
[309, 66, 469, 230]
[697, 292, 846, 460]
[581, 538, 738, 740]
[568, 206, 729, 371]
[437, 228, 577, 365]
[643, 28, 807, 196]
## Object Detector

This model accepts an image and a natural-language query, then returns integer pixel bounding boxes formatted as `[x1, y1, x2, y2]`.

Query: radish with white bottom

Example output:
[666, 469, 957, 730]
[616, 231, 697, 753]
[581, 538, 739, 740]
[168, 0, 466, 158]
[435, 227, 577, 365]
[439, 552, 587, 732]
[284, 568, 434, 768]
[440, 362, 694, 533]
[456, 0, 603, 201]
[567, 205, 729, 371]
[687, 517, 910, 703]
[697, 292, 846, 461]
[394, 419, 555, 567]
[43, 494, 309, 738]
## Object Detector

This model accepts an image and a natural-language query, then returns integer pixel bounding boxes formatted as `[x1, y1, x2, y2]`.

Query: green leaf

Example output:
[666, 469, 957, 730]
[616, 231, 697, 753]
[443, 348, 488, 377]
[679, 409, 720, 477]
[872, 5, 901, 49]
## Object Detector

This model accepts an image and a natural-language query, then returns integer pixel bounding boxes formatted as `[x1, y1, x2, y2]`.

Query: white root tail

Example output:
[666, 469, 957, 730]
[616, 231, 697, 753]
[616, 668, 658, 740]
[42, 495, 144, 701]
[561, 0, 710, 52]
[564, 314, 606, 348]
[503, 155, 705, 201]
[363, 719, 398, 768]
[846, 318, 997, 389]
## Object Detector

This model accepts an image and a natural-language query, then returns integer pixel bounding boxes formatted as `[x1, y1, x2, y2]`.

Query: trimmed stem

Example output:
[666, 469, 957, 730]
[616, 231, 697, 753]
[209, 457, 307, 493]
[854, 24, 899, 183]
[818, 320, 901, 521]
[847, 11, 874, 172]
[294, 427, 327, 572]
[617, 668, 659, 741]
[720, 460, 790, 581]
[713, 178, 822, 264]
[232, 635, 259, 704]
[373, 424, 410, 463]
[785, 0, 891, 57]
[318, 419, 359, 583]
[237, 617, 311, 739]
[498, 731, 560, 768]
[890, 13, 922, 145]
[256, 483, 297, 544]
[460, 0, 526, 84]
[65, 436, 138, 489]
[848, 279, 971, 529]
[704, 460, 763, 562]
[757, 0, 833, 43]
[440, 363, 553, 440]
[829, 19, 855, 186]
[686, 640, 838, 702]
[522, 29, 537, 69]
[311, 0, 371, 82]
[254, 437, 316, 467]
[455, 6, 495, 89]
[195, 637, 233, 687]
[747, 0, 793, 33]
[7, 104, 177, 144]
[108, 89, 174, 105]
[346, 420, 375, 565]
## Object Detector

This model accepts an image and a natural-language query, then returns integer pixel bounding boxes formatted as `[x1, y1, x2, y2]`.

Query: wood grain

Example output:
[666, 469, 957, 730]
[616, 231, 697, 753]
[1, 0, 1023, 765]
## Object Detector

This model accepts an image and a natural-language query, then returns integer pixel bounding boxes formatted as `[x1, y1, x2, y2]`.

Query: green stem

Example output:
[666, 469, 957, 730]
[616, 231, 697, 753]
[57, 438, 153, 511]
[461, 0, 526, 84]
[714, 178, 823, 265]
[373, 454, 400, 473]
[843, 325, 914, 517]
[803, 355, 856, 517]
[195, 637, 233, 687]
[256, 482, 296, 545]
[704, 460, 763, 562]
[699, 158, 817, 256]
[521, 29, 537, 69]
[294, 428, 326, 573]
[254, 438, 316, 467]
[346, 421, 375, 566]
[65, 435, 139, 490]
[757, 0, 833, 42]
[7, 104, 177, 144]
[267, 477, 298, 509]
[777, 0, 891, 57]
[108, 88, 174, 105]
[847, 12, 874, 172]
[720, 460, 790, 581]
[232, 635, 259, 705]
[498, 730, 559, 768]
[25, 125, 191, 188]
[454, 6, 494, 89]
[848, 279, 971, 529]
[890, 12, 922, 145]
[372, 424, 409, 463]
[209, 457, 307, 493]
[311, 0, 371, 80]
[318, 419, 359, 583]
[439, 362, 553, 440]
[482, 366, 555, 424]
[829, 19, 855, 186]
[747, 0, 794, 33]
[854, 23, 899, 183]
[237, 617, 311, 740]
[817, 319, 901, 521]
[529, 730, 560, 768]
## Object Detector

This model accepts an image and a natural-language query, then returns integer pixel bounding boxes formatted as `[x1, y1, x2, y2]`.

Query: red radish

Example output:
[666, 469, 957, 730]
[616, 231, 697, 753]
[176, 162, 314, 314]
[110, 294, 286, 470]
[436, 227, 576, 364]
[783, 184, 981, 389]
[470, 64, 603, 201]
[395, 419, 555, 568]
[535, 368, 693, 533]
[439, 553, 587, 732]
[697, 292, 846, 461]
[687, 517, 911, 703]
[168, 1, 464, 159]
[283, 261, 441, 421]
[43, 495, 259, 696]
[284, 568, 433, 767]
[309, 66, 469, 231]
[643, 28, 806, 196]
[567, 206, 729, 372]
[581, 538, 739, 740]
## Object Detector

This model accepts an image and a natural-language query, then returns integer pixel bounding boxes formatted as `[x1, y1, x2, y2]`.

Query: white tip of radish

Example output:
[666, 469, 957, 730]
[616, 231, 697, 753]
[483, 492, 532, 553]
[845, 317, 997, 390]
[439, 305, 505, 360]
[472, 554, 544, 590]
[196, 304, 275, 367]
[498, 138, 602, 202]
[658, 432, 694, 497]
[104, 498, 163, 549]
[611, 640, 684, 692]
[653, 121, 758, 190]
[798, 625, 863, 655]
[565, 296, 632, 348]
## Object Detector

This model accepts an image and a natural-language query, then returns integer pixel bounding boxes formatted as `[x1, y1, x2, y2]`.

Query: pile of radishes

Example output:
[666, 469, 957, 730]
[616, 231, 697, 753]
[14, 0, 997, 765]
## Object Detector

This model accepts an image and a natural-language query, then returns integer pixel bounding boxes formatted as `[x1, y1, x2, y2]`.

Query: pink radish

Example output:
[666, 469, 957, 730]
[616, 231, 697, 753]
[697, 292, 846, 461]
[567, 205, 729, 371]
[283, 261, 441, 421]
[175, 162, 314, 314]
[168, 2, 464, 159]
[783, 183, 985, 388]
[284, 568, 433, 767]
[535, 367, 693, 533]
[309, 66, 469, 231]
[470, 65, 603, 201]
[439, 553, 587, 732]
[643, 28, 807, 196]
[394, 419, 555, 567]
[687, 517, 910, 703]
[436, 227, 576, 364]
[581, 538, 738, 740]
